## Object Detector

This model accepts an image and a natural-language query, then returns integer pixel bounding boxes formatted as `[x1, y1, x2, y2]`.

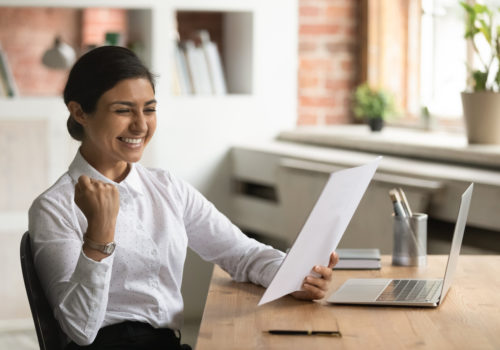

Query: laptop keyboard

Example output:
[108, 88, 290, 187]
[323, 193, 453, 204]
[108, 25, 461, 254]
[376, 279, 442, 302]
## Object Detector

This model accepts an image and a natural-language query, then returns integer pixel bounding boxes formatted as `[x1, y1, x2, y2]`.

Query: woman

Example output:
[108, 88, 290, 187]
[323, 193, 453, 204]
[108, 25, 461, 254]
[28, 46, 338, 350]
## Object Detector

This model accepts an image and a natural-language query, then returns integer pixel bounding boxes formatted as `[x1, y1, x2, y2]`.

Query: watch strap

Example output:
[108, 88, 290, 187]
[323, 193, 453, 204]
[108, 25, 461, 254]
[83, 235, 116, 255]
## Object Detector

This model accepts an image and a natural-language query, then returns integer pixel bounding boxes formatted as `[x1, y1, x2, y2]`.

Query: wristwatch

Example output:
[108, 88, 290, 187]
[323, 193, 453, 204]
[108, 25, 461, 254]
[83, 235, 116, 255]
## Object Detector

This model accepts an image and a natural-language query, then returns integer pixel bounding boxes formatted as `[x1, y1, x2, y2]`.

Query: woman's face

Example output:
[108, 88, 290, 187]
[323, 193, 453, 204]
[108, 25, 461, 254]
[76, 78, 156, 180]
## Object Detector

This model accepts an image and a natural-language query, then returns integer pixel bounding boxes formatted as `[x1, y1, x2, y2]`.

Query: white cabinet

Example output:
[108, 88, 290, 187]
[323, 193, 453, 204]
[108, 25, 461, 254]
[275, 158, 438, 252]
[230, 141, 500, 253]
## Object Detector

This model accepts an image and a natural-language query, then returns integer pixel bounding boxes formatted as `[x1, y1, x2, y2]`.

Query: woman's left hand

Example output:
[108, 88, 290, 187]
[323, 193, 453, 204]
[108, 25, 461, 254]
[291, 251, 339, 301]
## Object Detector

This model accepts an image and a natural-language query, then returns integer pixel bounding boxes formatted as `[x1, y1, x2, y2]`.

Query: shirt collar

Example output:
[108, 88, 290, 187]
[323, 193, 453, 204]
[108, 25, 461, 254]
[68, 150, 144, 197]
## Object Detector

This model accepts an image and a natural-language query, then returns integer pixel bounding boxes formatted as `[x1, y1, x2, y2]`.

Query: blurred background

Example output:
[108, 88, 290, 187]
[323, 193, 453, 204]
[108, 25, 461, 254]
[1, 1, 500, 349]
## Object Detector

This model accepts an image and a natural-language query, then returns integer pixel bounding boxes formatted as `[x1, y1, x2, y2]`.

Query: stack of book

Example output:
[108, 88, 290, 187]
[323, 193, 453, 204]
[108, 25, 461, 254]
[172, 29, 227, 96]
[0, 44, 18, 98]
[333, 248, 381, 270]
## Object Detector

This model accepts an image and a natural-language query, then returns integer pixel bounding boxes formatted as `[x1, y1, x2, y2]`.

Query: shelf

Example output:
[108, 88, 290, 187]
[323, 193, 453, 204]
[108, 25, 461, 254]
[173, 10, 253, 96]
[0, 97, 66, 120]
[0, 5, 253, 98]
[0, 6, 153, 98]
[278, 125, 500, 170]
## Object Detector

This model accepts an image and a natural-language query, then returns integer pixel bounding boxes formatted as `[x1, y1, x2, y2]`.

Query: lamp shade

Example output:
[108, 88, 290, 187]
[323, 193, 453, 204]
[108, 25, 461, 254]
[42, 37, 76, 70]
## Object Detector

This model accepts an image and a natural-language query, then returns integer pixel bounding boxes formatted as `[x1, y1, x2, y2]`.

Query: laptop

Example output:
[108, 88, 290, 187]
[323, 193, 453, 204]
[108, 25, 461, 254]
[328, 183, 473, 307]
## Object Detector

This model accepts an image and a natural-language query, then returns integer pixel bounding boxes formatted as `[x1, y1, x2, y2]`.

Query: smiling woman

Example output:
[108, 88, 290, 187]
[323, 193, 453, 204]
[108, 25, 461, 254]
[27, 45, 338, 350]
[63, 47, 157, 181]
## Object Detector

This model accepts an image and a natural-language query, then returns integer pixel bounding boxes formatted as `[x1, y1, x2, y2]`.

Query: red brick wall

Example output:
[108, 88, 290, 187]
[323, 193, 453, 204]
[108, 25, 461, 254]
[0, 7, 128, 97]
[298, 0, 360, 125]
[0, 8, 81, 96]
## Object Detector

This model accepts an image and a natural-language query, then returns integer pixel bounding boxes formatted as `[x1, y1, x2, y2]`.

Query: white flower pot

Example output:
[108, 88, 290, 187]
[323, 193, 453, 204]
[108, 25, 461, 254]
[461, 91, 500, 144]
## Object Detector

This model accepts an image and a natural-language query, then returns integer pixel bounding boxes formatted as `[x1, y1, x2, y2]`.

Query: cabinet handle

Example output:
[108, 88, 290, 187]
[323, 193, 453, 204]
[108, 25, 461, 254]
[279, 158, 442, 192]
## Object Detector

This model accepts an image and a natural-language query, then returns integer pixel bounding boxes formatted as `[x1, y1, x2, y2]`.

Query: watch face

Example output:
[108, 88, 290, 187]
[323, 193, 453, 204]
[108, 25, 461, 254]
[103, 242, 116, 254]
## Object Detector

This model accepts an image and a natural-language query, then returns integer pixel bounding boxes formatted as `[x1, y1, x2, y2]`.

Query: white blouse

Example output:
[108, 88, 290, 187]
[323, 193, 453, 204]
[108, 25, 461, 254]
[28, 151, 285, 346]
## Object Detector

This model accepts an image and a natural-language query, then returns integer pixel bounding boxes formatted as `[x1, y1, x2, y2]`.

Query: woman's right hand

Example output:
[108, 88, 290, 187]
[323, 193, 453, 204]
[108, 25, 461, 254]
[74, 175, 120, 244]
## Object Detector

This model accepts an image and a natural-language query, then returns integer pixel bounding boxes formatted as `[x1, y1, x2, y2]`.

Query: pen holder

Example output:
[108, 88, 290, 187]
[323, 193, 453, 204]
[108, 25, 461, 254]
[392, 213, 427, 266]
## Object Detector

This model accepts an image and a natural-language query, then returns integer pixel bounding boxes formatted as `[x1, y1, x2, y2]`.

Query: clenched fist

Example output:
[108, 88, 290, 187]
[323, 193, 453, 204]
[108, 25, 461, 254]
[74, 175, 120, 244]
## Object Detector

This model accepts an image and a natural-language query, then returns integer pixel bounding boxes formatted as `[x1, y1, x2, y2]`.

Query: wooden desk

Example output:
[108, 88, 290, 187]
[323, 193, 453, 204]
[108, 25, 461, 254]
[196, 255, 500, 349]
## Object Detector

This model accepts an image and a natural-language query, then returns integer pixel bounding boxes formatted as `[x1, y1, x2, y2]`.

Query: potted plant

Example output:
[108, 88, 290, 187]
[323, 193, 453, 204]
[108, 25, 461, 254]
[353, 83, 395, 132]
[460, 1, 500, 144]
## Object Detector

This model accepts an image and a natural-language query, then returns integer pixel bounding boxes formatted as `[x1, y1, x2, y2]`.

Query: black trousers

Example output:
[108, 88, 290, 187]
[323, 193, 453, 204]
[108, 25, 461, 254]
[65, 321, 191, 350]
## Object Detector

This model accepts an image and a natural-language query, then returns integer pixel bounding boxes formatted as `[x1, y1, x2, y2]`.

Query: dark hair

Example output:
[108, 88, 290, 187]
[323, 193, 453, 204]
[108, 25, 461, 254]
[64, 46, 156, 141]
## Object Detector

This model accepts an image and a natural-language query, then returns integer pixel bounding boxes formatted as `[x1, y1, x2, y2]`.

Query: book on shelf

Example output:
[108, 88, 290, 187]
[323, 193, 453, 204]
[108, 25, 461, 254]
[184, 40, 212, 95]
[172, 29, 228, 96]
[0, 44, 18, 97]
[333, 248, 381, 270]
[197, 30, 227, 95]
[172, 42, 193, 95]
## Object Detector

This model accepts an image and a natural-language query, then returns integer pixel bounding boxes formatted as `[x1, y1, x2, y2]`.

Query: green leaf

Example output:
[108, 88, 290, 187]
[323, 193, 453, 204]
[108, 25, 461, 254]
[478, 19, 491, 44]
[473, 3, 490, 14]
[461, 1, 500, 91]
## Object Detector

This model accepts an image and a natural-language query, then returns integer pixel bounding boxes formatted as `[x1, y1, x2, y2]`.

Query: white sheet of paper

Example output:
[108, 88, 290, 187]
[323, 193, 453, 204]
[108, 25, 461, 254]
[258, 156, 382, 306]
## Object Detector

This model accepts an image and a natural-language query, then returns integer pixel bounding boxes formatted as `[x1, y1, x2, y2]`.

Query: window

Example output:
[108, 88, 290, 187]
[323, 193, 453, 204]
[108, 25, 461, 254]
[362, 0, 500, 129]
[360, 0, 421, 122]
[420, 0, 467, 120]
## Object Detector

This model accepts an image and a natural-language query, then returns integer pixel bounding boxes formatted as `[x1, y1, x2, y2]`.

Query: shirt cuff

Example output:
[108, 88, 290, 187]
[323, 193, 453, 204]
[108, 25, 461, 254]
[70, 250, 114, 288]
[261, 255, 285, 288]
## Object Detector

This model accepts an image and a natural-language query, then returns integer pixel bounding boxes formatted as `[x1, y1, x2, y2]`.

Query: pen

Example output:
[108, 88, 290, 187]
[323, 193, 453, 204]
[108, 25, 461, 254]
[389, 189, 406, 218]
[397, 187, 413, 217]
[266, 330, 341, 336]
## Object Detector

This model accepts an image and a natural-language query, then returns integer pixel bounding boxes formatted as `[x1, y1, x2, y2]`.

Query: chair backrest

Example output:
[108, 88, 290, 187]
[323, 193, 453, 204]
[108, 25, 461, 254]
[20, 231, 65, 350]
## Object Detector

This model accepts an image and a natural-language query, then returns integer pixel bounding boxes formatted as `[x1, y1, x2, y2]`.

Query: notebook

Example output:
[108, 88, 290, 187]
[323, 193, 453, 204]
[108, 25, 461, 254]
[328, 183, 473, 307]
[334, 248, 381, 270]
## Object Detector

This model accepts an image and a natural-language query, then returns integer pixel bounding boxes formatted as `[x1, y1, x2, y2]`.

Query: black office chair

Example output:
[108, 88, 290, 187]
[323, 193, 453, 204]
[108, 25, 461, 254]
[20, 231, 65, 350]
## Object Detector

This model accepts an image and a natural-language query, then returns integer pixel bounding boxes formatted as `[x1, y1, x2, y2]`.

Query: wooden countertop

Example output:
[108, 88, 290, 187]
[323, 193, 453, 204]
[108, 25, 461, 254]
[197, 255, 500, 349]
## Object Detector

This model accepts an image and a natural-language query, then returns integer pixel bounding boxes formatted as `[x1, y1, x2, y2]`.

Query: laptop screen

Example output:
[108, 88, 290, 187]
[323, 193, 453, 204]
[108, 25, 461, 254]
[439, 183, 473, 301]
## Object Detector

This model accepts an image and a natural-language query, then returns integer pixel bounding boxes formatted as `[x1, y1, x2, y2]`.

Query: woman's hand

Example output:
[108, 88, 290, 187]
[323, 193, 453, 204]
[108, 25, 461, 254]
[291, 252, 339, 301]
[74, 175, 120, 244]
